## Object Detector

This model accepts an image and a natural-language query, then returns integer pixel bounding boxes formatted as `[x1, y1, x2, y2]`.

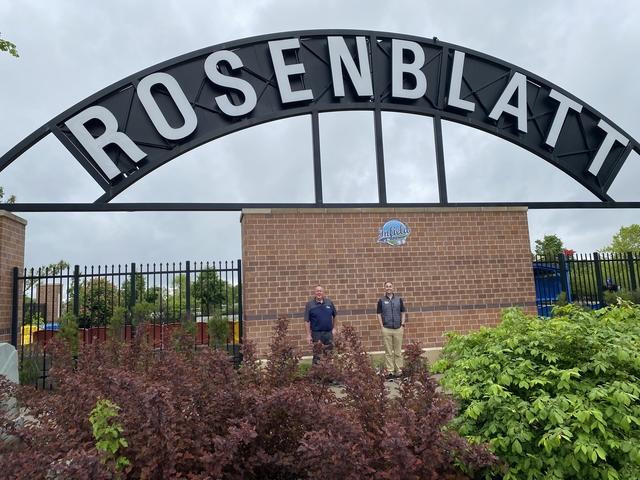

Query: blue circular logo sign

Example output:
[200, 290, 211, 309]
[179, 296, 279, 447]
[377, 219, 411, 246]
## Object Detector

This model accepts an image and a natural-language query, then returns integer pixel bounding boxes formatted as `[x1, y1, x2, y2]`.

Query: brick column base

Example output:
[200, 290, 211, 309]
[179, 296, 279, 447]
[0, 211, 27, 344]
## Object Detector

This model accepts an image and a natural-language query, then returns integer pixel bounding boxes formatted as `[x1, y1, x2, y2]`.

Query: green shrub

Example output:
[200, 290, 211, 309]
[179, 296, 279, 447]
[130, 301, 154, 326]
[58, 311, 79, 355]
[169, 318, 198, 353]
[555, 290, 568, 307]
[433, 305, 640, 479]
[108, 306, 127, 339]
[18, 354, 41, 385]
[89, 399, 130, 474]
[207, 308, 228, 349]
[604, 289, 640, 306]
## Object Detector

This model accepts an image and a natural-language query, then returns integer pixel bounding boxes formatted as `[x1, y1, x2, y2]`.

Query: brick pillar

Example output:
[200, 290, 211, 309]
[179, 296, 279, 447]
[37, 284, 62, 324]
[241, 207, 536, 357]
[0, 211, 27, 344]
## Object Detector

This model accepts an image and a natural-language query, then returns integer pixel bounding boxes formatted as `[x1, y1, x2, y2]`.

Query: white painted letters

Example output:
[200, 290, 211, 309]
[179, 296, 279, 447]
[447, 51, 475, 111]
[391, 39, 426, 100]
[488, 72, 528, 133]
[204, 50, 258, 117]
[328, 36, 373, 97]
[545, 90, 583, 148]
[588, 120, 629, 176]
[56, 33, 636, 196]
[268, 38, 314, 103]
[65, 106, 146, 180]
[137, 72, 198, 141]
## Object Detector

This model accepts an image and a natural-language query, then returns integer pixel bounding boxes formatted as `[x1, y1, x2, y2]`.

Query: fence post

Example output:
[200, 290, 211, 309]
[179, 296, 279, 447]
[129, 263, 136, 309]
[73, 265, 80, 317]
[593, 252, 605, 307]
[185, 261, 191, 321]
[237, 259, 243, 341]
[10, 267, 19, 348]
[627, 252, 637, 291]
[557, 253, 570, 302]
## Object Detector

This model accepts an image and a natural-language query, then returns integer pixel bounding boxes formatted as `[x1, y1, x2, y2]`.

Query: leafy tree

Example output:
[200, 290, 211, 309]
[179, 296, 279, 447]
[144, 286, 161, 304]
[433, 305, 640, 480]
[121, 273, 146, 308]
[25, 259, 70, 291]
[192, 269, 225, 316]
[602, 224, 640, 253]
[534, 234, 564, 259]
[46, 259, 71, 274]
[0, 186, 16, 204]
[162, 274, 195, 322]
[224, 283, 241, 316]
[1, 33, 18, 206]
[76, 277, 118, 327]
[0, 33, 18, 57]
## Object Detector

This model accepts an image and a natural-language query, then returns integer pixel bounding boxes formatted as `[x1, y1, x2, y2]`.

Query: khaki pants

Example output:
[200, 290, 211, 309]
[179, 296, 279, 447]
[382, 326, 404, 374]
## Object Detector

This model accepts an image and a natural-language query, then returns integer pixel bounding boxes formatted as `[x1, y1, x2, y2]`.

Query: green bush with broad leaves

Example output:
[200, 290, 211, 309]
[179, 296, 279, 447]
[433, 304, 640, 480]
[89, 399, 130, 474]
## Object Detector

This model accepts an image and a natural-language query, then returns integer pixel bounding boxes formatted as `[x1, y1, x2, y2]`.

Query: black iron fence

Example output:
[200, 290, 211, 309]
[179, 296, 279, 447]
[12, 260, 242, 387]
[533, 252, 640, 316]
[13, 252, 639, 385]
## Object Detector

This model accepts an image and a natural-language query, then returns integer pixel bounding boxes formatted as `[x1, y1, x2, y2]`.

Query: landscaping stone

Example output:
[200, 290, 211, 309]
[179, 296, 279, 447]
[0, 343, 35, 451]
[0, 343, 18, 384]
[0, 343, 19, 423]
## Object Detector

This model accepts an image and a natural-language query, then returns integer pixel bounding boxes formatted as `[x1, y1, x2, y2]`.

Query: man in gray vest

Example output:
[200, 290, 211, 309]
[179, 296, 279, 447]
[376, 281, 407, 378]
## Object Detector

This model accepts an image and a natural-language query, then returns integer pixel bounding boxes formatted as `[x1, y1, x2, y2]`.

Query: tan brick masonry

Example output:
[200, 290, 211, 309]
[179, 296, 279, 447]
[0, 211, 26, 344]
[241, 207, 536, 356]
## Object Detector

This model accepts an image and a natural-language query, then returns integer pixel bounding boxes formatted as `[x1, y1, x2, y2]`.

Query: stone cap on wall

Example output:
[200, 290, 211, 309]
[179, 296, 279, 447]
[0, 210, 28, 226]
[240, 206, 528, 222]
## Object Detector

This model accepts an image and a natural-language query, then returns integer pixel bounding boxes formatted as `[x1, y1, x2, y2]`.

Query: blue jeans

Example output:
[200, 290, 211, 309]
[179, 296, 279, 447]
[311, 330, 333, 365]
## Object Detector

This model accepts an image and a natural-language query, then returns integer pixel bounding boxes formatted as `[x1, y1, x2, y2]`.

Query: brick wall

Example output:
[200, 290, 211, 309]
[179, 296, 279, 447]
[241, 207, 536, 356]
[0, 211, 27, 344]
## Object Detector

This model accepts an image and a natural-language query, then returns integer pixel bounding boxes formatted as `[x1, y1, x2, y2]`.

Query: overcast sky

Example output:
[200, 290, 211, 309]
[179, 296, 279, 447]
[1, 0, 639, 268]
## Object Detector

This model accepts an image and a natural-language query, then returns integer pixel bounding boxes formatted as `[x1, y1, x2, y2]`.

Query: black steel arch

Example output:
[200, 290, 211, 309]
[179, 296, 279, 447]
[1, 29, 639, 212]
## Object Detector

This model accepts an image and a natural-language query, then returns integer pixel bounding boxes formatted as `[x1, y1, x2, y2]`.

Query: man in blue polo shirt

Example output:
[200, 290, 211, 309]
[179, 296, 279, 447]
[304, 285, 337, 365]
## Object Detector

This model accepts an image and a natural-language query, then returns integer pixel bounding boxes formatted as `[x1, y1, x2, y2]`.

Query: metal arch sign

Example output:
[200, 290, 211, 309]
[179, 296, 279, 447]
[1, 29, 639, 212]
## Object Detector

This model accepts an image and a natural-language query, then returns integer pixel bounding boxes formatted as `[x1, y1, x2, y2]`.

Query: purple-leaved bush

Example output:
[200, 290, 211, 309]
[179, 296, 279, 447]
[0, 318, 497, 479]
